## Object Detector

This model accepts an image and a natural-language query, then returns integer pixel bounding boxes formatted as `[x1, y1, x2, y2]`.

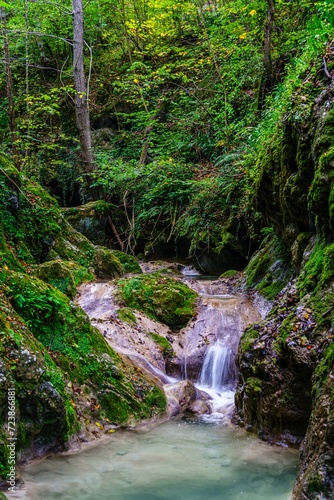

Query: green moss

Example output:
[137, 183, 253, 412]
[0, 157, 61, 263]
[239, 327, 259, 355]
[147, 332, 174, 358]
[245, 377, 262, 394]
[116, 307, 137, 324]
[220, 269, 239, 278]
[112, 250, 142, 274]
[118, 273, 197, 328]
[34, 260, 94, 298]
[313, 341, 334, 399]
[51, 221, 96, 267]
[245, 236, 293, 300]
[94, 246, 124, 279]
[306, 474, 323, 494]
[297, 241, 334, 297]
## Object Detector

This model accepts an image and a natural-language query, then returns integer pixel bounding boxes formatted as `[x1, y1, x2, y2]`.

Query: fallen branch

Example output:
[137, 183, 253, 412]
[108, 216, 124, 251]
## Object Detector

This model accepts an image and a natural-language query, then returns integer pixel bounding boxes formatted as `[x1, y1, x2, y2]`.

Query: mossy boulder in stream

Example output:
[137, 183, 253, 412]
[112, 250, 142, 274]
[93, 246, 124, 279]
[118, 273, 198, 328]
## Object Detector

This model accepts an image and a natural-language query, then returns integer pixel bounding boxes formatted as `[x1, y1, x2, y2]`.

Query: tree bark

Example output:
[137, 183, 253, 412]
[258, 0, 275, 110]
[72, 0, 95, 174]
[1, 8, 19, 168]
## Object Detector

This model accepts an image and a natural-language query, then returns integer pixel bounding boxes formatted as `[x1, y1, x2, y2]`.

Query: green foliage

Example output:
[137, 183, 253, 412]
[118, 273, 197, 328]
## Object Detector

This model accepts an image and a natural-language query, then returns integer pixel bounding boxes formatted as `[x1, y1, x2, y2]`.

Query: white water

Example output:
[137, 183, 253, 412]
[198, 340, 232, 391]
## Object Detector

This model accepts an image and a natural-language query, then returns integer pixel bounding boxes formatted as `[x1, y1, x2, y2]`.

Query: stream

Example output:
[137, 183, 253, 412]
[8, 266, 298, 499]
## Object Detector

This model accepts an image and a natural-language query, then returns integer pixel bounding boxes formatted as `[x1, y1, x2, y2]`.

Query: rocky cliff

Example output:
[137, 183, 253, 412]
[235, 66, 334, 497]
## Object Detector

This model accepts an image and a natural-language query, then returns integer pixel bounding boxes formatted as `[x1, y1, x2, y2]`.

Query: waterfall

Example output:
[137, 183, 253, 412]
[198, 340, 232, 391]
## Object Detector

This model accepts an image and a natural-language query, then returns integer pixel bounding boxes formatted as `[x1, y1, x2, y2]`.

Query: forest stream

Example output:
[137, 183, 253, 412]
[7, 265, 298, 499]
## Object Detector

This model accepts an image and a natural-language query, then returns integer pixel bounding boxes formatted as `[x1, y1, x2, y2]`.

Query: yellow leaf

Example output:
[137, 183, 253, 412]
[107, 429, 116, 433]
[249, 9, 257, 16]
[239, 33, 247, 40]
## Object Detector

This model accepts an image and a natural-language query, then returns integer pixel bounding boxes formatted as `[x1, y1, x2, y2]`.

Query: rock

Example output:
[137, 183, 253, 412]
[164, 380, 197, 418]
[94, 246, 124, 278]
[118, 273, 198, 329]
[188, 399, 211, 415]
[112, 251, 142, 274]
[65, 200, 112, 245]
[34, 260, 94, 298]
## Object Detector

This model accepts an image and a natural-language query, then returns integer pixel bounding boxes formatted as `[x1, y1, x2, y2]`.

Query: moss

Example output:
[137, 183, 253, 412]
[118, 273, 197, 328]
[94, 246, 124, 279]
[3, 271, 165, 428]
[34, 260, 94, 298]
[112, 250, 142, 274]
[0, 158, 61, 263]
[245, 377, 262, 394]
[51, 221, 96, 267]
[297, 241, 334, 297]
[313, 342, 334, 399]
[245, 235, 293, 300]
[147, 332, 174, 358]
[116, 307, 137, 324]
[306, 474, 324, 494]
[238, 327, 259, 355]
[220, 269, 239, 278]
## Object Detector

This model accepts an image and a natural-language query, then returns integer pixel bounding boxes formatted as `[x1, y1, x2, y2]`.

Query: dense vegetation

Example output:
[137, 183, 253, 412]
[1, 0, 334, 497]
[1, 0, 333, 263]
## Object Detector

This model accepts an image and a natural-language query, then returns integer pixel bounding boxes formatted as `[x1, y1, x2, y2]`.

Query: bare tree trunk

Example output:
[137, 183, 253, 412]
[258, 0, 275, 110]
[72, 0, 95, 174]
[1, 8, 19, 168]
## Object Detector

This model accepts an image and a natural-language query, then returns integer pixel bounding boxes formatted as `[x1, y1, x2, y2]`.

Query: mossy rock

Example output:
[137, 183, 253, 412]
[245, 235, 293, 300]
[112, 250, 142, 274]
[34, 260, 94, 298]
[0, 156, 61, 263]
[116, 307, 137, 324]
[220, 269, 239, 278]
[2, 270, 165, 427]
[118, 273, 198, 328]
[0, 294, 75, 479]
[65, 200, 110, 245]
[297, 241, 334, 297]
[50, 220, 96, 268]
[94, 246, 124, 279]
[148, 332, 174, 358]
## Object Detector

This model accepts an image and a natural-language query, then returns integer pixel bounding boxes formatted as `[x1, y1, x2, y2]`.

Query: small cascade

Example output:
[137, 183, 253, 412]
[198, 341, 232, 391]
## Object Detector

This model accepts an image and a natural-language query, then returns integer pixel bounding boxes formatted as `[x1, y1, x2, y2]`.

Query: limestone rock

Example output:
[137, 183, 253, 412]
[164, 380, 197, 418]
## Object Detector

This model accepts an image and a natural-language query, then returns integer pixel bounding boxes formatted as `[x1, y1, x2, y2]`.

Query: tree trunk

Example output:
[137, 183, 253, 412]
[1, 8, 19, 168]
[72, 0, 95, 174]
[258, 0, 275, 110]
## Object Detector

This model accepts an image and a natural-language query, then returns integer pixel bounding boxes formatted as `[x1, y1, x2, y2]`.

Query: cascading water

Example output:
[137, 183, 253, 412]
[198, 340, 232, 391]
